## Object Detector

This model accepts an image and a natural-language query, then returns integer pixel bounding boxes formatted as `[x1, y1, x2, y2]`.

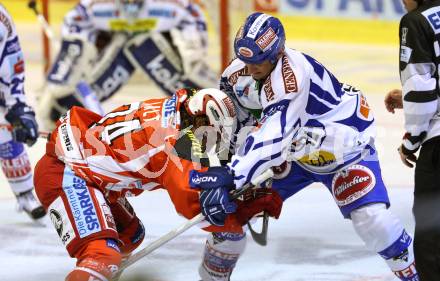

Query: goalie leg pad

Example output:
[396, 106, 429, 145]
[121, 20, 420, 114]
[0, 141, 33, 194]
[199, 232, 246, 281]
[124, 33, 206, 96]
[87, 33, 135, 102]
[351, 203, 418, 281]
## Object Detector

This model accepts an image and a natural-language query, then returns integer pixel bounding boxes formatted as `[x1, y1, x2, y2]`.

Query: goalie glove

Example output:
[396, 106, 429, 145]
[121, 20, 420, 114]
[190, 167, 237, 226]
[5, 101, 39, 146]
[235, 188, 283, 225]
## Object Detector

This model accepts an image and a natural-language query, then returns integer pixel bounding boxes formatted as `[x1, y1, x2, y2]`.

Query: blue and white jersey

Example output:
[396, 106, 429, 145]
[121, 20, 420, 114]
[221, 48, 376, 188]
[62, 0, 206, 43]
[0, 4, 26, 108]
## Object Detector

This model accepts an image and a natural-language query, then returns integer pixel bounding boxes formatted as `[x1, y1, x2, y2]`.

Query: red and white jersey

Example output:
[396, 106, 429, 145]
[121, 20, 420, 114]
[48, 90, 204, 219]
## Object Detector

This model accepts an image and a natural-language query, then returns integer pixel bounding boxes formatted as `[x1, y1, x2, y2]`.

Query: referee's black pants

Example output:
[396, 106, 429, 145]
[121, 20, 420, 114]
[414, 137, 440, 280]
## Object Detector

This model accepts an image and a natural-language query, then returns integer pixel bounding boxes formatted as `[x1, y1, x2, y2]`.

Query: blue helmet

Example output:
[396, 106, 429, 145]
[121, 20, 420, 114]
[234, 12, 285, 65]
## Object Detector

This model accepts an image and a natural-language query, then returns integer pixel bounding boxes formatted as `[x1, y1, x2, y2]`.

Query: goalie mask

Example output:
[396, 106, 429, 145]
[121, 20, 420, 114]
[184, 88, 237, 146]
[118, 0, 144, 20]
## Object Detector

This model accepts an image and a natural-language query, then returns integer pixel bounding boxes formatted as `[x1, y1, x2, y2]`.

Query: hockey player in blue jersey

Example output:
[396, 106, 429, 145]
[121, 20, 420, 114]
[190, 13, 420, 281]
[0, 4, 45, 221]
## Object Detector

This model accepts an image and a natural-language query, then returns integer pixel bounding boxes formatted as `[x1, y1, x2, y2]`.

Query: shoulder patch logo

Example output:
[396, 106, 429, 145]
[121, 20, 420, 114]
[401, 27, 408, 45]
[228, 67, 247, 86]
[282, 56, 298, 94]
[264, 76, 275, 102]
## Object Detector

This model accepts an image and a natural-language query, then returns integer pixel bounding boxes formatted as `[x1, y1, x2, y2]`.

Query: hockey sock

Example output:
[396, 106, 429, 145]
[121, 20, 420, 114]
[199, 232, 246, 281]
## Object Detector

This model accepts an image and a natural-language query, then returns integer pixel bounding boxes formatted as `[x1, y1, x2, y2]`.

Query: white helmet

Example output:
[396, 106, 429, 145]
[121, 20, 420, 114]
[185, 88, 237, 143]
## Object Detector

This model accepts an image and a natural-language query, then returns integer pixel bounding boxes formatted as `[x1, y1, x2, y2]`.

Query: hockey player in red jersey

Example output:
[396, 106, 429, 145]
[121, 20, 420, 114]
[34, 88, 281, 281]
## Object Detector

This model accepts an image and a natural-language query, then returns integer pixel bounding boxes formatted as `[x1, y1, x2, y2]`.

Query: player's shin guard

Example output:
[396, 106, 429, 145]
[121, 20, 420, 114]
[351, 203, 418, 281]
[199, 232, 247, 281]
[66, 239, 122, 281]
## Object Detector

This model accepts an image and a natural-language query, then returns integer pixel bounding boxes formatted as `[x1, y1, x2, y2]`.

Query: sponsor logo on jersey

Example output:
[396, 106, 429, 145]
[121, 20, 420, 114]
[256, 27, 277, 51]
[50, 209, 63, 237]
[222, 97, 236, 117]
[401, 27, 408, 45]
[161, 94, 177, 128]
[93, 10, 116, 18]
[331, 165, 376, 206]
[6, 39, 20, 54]
[282, 56, 297, 93]
[238, 47, 254, 58]
[148, 9, 176, 18]
[109, 19, 157, 32]
[298, 150, 335, 167]
[263, 76, 275, 101]
[228, 67, 248, 86]
[359, 94, 370, 119]
[0, 11, 12, 37]
[400, 46, 412, 63]
[423, 7, 440, 34]
[49, 197, 76, 246]
[63, 172, 101, 238]
[60, 123, 74, 152]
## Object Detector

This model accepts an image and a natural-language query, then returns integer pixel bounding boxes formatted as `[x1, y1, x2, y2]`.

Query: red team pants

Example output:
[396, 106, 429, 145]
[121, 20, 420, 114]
[34, 154, 144, 267]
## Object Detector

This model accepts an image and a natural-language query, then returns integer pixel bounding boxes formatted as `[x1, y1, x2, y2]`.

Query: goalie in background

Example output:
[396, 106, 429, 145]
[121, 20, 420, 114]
[0, 4, 45, 221]
[192, 12, 420, 281]
[38, 0, 217, 131]
[34, 88, 281, 281]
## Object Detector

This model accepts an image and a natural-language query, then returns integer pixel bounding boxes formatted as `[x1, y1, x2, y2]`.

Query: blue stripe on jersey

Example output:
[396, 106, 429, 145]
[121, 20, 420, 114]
[335, 94, 374, 132]
[303, 54, 343, 98]
[306, 88, 334, 115]
[254, 137, 283, 150]
[262, 99, 289, 134]
[0, 37, 21, 67]
[245, 151, 283, 185]
[336, 112, 374, 133]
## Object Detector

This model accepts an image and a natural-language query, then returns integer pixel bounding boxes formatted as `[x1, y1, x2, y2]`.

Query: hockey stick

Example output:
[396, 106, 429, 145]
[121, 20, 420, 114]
[27, 0, 60, 49]
[247, 211, 270, 246]
[118, 168, 274, 272]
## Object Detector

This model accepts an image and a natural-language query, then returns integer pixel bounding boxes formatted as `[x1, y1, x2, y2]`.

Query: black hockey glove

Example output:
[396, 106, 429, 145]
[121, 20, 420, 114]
[5, 101, 39, 146]
[190, 166, 237, 226]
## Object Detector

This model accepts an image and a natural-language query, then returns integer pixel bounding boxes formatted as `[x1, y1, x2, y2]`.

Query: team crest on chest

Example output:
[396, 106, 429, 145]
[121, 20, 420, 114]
[331, 165, 376, 206]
